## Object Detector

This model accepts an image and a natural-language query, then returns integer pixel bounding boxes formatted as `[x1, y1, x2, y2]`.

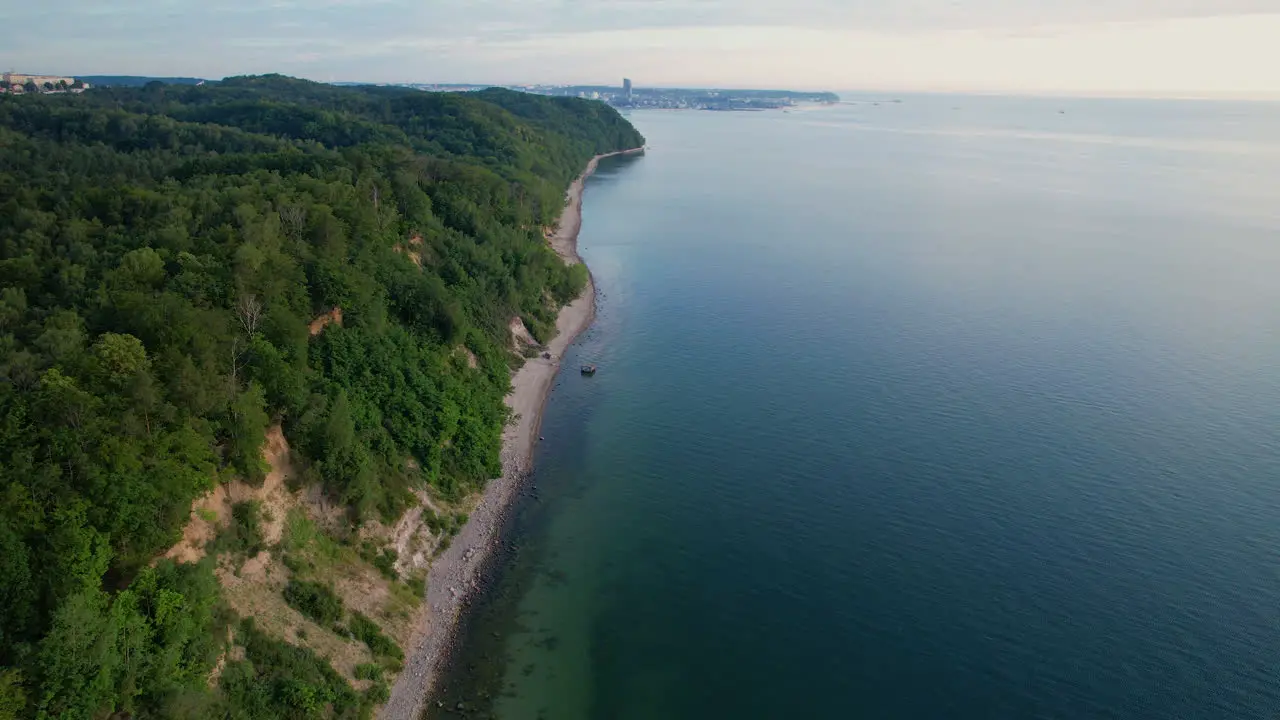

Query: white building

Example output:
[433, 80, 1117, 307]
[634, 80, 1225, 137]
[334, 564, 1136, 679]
[3, 72, 78, 88]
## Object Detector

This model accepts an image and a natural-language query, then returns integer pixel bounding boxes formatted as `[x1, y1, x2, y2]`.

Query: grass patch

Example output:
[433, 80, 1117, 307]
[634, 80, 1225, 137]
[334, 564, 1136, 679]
[196, 507, 219, 524]
[385, 580, 421, 622]
[282, 508, 358, 576]
[405, 571, 426, 599]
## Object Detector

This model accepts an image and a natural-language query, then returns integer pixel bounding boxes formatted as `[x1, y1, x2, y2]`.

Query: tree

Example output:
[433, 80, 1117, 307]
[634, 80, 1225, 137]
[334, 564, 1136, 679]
[36, 368, 98, 432]
[227, 382, 270, 482]
[0, 669, 26, 720]
[0, 288, 26, 331]
[92, 333, 150, 386]
[0, 521, 37, 654]
[34, 310, 87, 366]
[114, 247, 166, 289]
[35, 589, 121, 719]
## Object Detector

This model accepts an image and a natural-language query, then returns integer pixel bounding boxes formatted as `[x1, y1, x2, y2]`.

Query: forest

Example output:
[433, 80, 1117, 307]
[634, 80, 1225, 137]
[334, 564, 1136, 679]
[0, 75, 644, 718]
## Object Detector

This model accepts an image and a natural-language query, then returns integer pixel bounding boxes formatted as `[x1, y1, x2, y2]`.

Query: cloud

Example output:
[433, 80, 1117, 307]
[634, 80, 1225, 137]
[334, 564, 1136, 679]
[11, 0, 1276, 36]
[2, 0, 1278, 95]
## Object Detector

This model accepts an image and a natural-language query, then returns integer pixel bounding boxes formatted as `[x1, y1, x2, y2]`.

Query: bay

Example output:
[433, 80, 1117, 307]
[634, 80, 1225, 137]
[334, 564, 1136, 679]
[431, 95, 1280, 719]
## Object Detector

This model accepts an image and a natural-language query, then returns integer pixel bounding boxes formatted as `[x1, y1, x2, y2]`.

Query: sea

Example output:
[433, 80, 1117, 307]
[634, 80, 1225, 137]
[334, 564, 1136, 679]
[429, 94, 1280, 719]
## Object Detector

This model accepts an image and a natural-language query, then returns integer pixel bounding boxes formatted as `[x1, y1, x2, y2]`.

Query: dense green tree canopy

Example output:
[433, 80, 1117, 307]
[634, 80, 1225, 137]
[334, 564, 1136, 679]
[0, 74, 643, 718]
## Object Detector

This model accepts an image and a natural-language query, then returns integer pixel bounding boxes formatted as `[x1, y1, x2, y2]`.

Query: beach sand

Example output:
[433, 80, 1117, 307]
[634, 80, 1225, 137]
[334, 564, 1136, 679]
[381, 148, 642, 720]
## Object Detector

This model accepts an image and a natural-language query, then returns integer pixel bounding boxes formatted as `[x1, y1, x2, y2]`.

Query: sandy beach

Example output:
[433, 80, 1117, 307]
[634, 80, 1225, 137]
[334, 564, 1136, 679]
[381, 147, 643, 720]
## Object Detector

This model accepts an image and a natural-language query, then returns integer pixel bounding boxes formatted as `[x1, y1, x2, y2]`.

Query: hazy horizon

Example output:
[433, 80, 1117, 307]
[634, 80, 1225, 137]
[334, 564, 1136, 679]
[38, 76, 1280, 104]
[4, 2, 1279, 100]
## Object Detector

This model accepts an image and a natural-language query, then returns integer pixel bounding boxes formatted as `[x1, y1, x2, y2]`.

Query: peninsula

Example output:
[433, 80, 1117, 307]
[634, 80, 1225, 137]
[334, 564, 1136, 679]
[0, 74, 643, 718]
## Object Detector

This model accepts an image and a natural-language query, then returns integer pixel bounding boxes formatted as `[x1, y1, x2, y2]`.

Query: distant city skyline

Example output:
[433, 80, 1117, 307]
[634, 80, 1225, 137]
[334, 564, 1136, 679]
[4, 2, 1279, 99]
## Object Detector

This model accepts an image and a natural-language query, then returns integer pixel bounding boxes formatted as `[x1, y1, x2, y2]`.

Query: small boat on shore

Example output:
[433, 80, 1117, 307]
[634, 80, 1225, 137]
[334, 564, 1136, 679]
[581, 364, 597, 375]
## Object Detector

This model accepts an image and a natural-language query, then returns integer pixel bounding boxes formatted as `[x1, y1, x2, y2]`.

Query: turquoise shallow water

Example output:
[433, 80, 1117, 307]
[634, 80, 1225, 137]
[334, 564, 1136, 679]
[431, 97, 1280, 719]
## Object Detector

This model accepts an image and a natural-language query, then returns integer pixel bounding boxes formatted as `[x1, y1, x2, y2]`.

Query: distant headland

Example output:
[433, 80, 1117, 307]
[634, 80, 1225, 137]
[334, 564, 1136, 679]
[339, 79, 841, 111]
[48, 73, 839, 111]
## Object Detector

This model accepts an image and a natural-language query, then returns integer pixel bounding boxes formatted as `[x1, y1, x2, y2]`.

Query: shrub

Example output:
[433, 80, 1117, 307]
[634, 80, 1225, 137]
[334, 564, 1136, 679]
[213, 501, 264, 556]
[357, 540, 398, 581]
[217, 618, 359, 718]
[349, 612, 402, 661]
[280, 552, 305, 573]
[372, 548, 398, 581]
[364, 681, 389, 705]
[283, 579, 345, 626]
[405, 572, 426, 598]
[422, 509, 443, 534]
[423, 510, 467, 537]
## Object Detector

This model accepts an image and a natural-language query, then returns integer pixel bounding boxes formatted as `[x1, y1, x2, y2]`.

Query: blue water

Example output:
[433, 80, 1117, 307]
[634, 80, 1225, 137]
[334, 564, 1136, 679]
[431, 96, 1280, 719]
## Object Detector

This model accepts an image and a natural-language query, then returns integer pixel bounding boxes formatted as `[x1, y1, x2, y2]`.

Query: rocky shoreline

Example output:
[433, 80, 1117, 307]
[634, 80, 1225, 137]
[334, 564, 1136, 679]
[379, 147, 643, 720]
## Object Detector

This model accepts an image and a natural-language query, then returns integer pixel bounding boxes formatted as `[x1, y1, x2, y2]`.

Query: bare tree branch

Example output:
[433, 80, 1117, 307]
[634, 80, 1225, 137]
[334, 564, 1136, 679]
[236, 294, 263, 337]
[229, 336, 244, 398]
[278, 204, 308, 241]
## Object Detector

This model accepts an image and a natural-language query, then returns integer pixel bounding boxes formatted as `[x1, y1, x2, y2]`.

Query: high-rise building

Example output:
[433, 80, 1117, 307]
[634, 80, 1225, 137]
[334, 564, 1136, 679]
[623, 78, 633, 100]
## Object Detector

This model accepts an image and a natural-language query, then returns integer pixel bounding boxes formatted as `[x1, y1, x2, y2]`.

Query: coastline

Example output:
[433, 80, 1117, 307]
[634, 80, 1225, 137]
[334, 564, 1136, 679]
[381, 147, 643, 720]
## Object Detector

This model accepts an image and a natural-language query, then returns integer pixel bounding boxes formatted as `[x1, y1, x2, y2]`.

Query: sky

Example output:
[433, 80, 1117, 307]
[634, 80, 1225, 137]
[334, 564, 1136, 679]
[3, 0, 1279, 97]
